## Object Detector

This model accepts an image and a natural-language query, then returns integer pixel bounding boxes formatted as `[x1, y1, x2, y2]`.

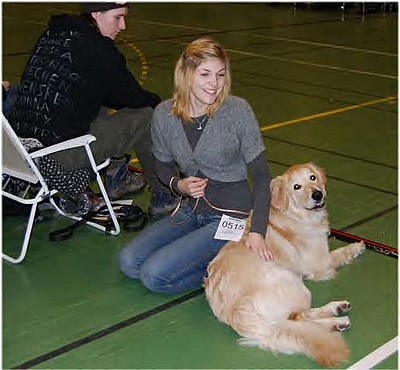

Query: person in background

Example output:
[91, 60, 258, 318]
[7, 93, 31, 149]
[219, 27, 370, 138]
[118, 37, 273, 294]
[8, 2, 177, 217]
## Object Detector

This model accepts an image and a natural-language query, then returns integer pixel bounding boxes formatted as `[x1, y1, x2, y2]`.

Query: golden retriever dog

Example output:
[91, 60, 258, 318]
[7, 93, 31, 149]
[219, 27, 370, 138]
[204, 162, 365, 367]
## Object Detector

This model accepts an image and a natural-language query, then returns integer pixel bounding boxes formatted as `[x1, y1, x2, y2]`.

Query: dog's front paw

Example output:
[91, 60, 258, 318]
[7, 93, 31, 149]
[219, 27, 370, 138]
[330, 241, 366, 268]
[352, 240, 366, 257]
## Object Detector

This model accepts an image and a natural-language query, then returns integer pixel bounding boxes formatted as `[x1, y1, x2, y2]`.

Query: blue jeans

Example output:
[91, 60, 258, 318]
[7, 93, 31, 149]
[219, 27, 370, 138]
[118, 204, 228, 294]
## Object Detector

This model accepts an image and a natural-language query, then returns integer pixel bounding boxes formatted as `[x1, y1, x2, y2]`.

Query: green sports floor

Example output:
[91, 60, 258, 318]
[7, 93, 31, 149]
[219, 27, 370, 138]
[2, 2, 398, 369]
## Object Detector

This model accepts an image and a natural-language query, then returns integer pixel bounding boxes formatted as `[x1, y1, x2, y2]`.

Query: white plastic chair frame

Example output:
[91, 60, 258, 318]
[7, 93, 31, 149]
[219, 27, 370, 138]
[2, 114, 120, 264]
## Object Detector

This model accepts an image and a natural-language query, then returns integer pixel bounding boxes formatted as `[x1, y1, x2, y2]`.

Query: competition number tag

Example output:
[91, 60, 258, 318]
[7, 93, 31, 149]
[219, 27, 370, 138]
[214, 214, 246, 242]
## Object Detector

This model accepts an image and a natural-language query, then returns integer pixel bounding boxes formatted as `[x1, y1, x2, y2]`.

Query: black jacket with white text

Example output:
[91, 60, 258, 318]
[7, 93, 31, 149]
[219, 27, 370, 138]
[10, 15, 161, 146]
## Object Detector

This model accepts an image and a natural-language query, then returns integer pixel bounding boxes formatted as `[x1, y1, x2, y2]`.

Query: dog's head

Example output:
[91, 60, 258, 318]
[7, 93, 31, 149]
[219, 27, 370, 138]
[270, 163, 327, 214]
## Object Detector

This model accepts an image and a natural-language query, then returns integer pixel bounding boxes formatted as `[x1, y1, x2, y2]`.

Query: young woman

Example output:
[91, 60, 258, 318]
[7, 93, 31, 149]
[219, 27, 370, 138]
[119, 37, 273, 294]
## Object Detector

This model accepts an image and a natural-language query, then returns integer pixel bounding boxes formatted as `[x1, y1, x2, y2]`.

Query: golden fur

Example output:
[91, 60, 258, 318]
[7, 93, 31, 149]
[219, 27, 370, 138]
[204, 163, 365, 367]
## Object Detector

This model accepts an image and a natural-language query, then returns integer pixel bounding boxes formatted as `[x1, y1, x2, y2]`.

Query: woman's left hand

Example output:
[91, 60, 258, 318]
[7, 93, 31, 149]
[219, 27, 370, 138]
[245, 232, 274, 261]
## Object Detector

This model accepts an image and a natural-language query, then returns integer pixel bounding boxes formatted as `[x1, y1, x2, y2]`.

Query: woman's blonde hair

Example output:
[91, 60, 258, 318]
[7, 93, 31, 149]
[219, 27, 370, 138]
[171, 37, 231, 122]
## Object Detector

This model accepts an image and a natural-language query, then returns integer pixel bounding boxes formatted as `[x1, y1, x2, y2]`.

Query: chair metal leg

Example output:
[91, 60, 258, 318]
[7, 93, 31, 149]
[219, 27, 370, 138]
[84, 143, 120, 235]
[2, 200, 39, 264]
[95, 171, 120, 235]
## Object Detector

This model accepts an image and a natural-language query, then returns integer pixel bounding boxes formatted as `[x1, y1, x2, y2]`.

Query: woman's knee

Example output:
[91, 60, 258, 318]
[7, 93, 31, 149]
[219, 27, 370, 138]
[119, 246, 172, 293]
[139, 262, 173, 294]
[118, 245, 140, 279]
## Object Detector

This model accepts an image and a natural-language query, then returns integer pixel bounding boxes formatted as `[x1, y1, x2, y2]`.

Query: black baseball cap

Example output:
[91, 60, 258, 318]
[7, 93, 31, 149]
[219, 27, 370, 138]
[81, 2, 128, 14]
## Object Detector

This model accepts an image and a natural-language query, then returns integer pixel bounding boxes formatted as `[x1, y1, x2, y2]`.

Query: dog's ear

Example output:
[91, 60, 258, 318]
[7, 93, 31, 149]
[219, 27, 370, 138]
[270, 176, 288, 211]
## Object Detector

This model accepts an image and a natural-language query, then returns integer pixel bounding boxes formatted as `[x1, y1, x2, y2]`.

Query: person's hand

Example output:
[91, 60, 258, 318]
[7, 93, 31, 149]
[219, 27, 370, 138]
[2, 80, 11, 92]
[245, 232, 274, 261]
[177, 176, 208, 198]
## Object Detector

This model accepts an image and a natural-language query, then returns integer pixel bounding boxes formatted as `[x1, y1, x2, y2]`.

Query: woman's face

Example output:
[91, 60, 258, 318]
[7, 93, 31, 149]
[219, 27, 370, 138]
[92, 7, 128, 40]
[189, 58, 226, 116]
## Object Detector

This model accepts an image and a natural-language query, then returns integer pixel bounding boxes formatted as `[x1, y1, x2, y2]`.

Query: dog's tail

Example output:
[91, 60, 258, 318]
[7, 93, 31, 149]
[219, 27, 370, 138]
[239, 319, 349, 367]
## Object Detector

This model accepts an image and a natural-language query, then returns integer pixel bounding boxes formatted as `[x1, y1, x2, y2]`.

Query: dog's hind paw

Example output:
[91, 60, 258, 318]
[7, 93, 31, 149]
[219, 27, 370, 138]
[336, 301, 351, 315]
[334, 316, 351, 332]
[325, 300, 351, 316]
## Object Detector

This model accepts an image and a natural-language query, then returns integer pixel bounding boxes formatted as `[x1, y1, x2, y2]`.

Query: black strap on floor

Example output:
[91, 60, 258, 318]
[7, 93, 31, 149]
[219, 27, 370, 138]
[49, 203, 148, 241]
[49, 211, 99, 242]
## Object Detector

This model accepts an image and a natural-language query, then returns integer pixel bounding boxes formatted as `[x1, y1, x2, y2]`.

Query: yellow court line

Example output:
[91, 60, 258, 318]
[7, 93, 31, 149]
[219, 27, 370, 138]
[120, 37, 148, 86]
[261, 96, 397, 132]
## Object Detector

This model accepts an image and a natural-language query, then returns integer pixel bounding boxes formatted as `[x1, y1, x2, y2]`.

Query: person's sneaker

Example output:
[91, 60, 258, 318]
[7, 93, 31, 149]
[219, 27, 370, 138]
[105, 164, 146, 200]
[148, 190, 179, 218]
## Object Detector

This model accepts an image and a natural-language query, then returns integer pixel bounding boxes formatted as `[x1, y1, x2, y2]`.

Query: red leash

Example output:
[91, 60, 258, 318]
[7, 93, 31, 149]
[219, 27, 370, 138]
[330, 229, 398, 259]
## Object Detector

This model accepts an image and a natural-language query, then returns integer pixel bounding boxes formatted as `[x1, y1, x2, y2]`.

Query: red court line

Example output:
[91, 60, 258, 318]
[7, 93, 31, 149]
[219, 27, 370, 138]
[330, 229, 398, 259]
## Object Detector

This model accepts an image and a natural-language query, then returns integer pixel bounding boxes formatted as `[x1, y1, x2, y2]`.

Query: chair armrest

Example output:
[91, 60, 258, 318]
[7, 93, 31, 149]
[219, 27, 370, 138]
[30, 135, 97, 158]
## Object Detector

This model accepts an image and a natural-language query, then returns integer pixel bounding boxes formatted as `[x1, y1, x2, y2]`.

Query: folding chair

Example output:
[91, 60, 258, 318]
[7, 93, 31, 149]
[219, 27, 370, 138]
[2, 114, 120, 264]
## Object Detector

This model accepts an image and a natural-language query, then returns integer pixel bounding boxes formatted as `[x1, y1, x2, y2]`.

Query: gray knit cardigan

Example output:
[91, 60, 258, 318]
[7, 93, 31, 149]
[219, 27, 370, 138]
[151, 95, 265, 182]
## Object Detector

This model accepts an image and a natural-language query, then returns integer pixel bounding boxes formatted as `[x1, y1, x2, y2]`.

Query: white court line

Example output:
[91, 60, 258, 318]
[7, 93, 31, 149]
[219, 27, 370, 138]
[347, 336, 398, 370]
[156, 39, 397, 80]
[224, 48, 397, 80]
[248, 33, 397, 57]
[136, 18, 396, 57]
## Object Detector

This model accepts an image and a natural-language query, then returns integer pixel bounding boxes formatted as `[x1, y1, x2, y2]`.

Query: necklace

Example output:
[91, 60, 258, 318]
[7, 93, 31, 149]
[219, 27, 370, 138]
[193, 114, 208, 130]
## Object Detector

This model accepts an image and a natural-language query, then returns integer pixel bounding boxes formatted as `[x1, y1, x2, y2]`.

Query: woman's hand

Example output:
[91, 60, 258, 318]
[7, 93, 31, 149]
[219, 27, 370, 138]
[177, 176, 208, 198]
[245, 232, 274, 261]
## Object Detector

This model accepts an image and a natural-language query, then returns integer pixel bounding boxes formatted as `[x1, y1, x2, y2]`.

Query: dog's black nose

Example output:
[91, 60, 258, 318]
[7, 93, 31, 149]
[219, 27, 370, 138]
[312, 190, 323, 201]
